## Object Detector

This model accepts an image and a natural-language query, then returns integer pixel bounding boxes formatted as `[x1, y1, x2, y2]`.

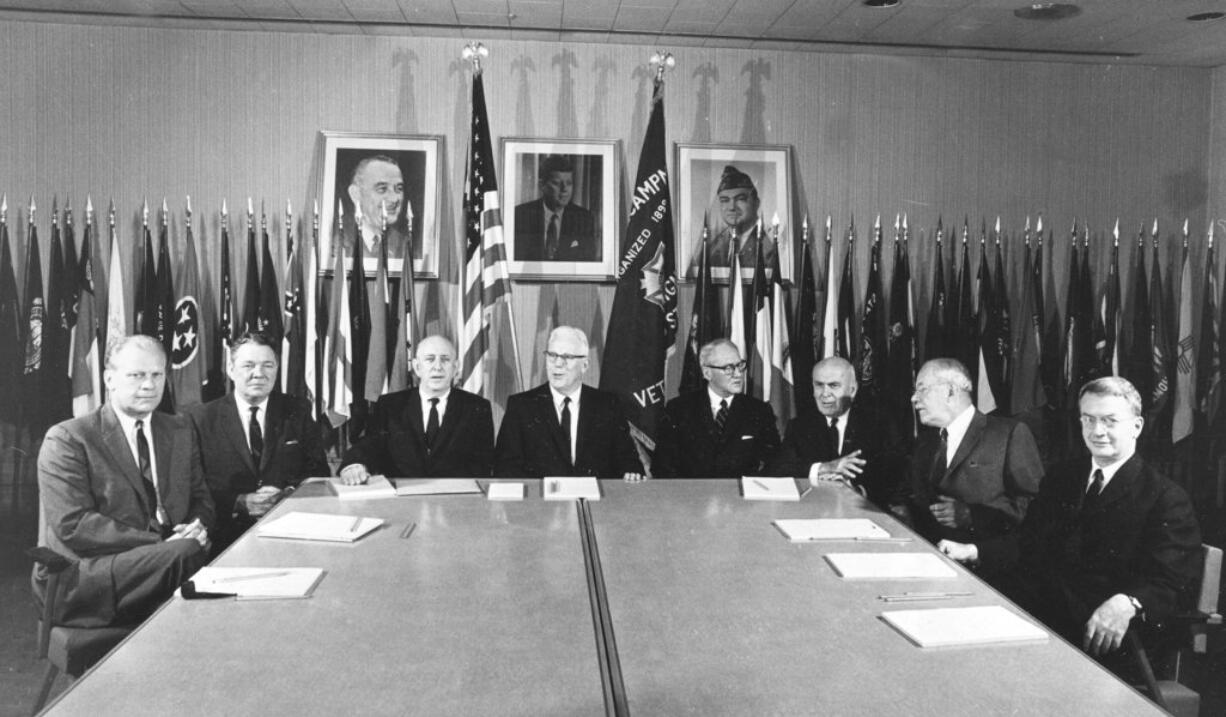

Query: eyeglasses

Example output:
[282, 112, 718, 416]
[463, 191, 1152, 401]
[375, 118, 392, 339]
[704, 361, 747, 376]
[544, 351, 587, 364]
[1079, 414, 1125, 430]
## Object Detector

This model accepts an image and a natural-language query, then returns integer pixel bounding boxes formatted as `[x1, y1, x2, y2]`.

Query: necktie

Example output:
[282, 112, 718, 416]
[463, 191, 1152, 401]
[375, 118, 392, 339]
[929, 428, 949, 489]
[135, 419, 160, 530]
[1083, 468, 1105, 512]
[545, 214, 559, 260]
[425, 397, 440, 449]
[715, 399, 729, 434]
[249, 406, 263, 465]
[560, 397, 573, 463]
[827, 416, 840, 455]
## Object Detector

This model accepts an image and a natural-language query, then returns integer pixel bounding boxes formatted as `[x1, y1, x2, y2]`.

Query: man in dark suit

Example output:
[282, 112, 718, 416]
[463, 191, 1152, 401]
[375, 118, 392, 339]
[769, 357, 906, 504]
[939, 377, 1201, 660]
[495, 326, 642, 480]
[653, 339, 779, 478]
[35, 335, 214, 627]
[685, 165, 778, 280]
[340, 334, 495, 481]
[188, 332, 329, 554]
[895, 358, 1043, 545]
[513, 155, 599, 262]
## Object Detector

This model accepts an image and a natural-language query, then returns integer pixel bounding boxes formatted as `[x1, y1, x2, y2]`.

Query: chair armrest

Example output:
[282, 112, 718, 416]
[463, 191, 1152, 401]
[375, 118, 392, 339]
[26, 546, 73, 573]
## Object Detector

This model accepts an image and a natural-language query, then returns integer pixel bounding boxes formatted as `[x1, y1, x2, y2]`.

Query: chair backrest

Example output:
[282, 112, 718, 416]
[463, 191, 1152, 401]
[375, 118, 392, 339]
[1197, 544, 1222, 616]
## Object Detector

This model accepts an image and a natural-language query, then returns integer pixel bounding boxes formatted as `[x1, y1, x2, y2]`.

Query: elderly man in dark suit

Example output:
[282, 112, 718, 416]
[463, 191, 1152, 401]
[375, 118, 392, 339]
[653, 338, 779, 478]
[769, 357, 906, 504]
[894, 358, 1043, 545]
[188, 332, 329, 554]
[34, 335, 214, 627]
[939, 377, 1201, 661]
[495, 326, 642, 480]
[513, 155, 599, 262]
[340, 334, 495, 481]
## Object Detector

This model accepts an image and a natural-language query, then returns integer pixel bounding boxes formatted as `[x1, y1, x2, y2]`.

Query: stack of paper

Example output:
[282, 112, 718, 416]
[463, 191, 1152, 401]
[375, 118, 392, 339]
[487, 483, 525, 501]
[824, 552, 958, 580]
[881, 605, 1049, 648]
[185, 567, 325, 600]
[741, 477, 801, 501]
[394, 478, 483, 496]
[542, 477, 601, 501]
[329, 476, 397, 501]
[773, 518, 893, 542]
[257, 511, 384, 542]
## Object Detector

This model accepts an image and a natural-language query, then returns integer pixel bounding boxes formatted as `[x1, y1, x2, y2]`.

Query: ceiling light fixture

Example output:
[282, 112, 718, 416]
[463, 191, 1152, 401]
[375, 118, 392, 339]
[1014, 3, 1082, 21]
[863, 0, 901, 7]
[1187, 12, 1225, 22]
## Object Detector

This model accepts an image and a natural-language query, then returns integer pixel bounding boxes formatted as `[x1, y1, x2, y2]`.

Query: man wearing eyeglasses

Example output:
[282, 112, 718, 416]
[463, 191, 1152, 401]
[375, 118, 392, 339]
[340, 334, 495, 482]
[188, 332, 330, 554]
[495, 326, 643, 480]
[938, 377, 1200, 664]
[894, 358, 1043, 547]
[652, 339, 780, 478]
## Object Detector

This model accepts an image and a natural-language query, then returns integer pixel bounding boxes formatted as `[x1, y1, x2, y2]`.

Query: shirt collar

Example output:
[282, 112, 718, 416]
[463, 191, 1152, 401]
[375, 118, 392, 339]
[234, 393, 270, 416]
[111, 405, 153, 436]
[551, 386, 581, 406]
[708, 387, 734, 411]
[944, 404, 977, 448]
[1090, 451, 1133, 489]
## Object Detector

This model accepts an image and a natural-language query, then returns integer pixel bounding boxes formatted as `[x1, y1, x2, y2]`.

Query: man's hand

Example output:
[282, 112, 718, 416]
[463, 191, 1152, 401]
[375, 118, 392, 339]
[937, 539, 979, 565]
[928, 495, 971, 528]
[622, 472, 647, 483]
[167, 518, 210, 548]
[810, 450, 866, 484]
[239, 486, 282, 518]
[339, 464, 371, 486]
[1083, 594, 1137, 656]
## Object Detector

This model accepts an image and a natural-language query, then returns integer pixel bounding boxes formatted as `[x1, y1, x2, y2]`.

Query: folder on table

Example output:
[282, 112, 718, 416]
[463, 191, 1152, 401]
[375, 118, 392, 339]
[881, 605, 1049, 648]
[328, 475, 397, 501]
[393, 478, 483, 496]
[257, 511, 383, 542]
[542, 477, 601, 501]
[774, 518, 893, 542]
[824, 552, 958, 580]
[184, 567, 325, 600]
[487, 483, 525, 501]
[741, 477, 801, 501]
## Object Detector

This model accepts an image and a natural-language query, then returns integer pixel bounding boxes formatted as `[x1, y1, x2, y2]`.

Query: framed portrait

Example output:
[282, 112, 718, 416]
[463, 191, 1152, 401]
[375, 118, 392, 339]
[501, 137, 619, 281]
[675, 143, 794, 284]
[316, 131, 442, 278]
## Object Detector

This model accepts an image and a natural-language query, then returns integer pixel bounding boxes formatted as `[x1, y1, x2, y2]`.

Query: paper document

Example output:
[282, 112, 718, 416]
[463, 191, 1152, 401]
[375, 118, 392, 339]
[882, 605, 1049, 648]
[824, 552, 958, 580]
[774, 518, 893, 542]
[487, 483, 525, 501]
[329, 475, 397, 501]
[394, 478, 483, 496]
[542, 477, 601, 501]
[185, 567, 325, 600]
[258, 511, 384, 542]
[741, 477, 801, 501]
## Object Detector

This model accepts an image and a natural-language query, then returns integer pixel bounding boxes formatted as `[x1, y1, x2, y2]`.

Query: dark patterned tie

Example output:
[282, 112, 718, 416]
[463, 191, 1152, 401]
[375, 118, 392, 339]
[545, 214, 559, 260]
[827, 416, 840, 455]
[715, 399, 729, 434]
[425, 397, 440, 449]
[135, 419, 160, 530]
[249, 406, 263, 465]
[560, 397, 572, 463]
[929, 428, 949, 489]
[1083, 468, 1105, 512]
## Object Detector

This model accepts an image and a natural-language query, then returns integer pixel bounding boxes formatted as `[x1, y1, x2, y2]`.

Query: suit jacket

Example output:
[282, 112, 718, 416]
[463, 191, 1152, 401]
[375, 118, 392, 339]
[188, 392, 330, 548]
[342, 387, 495, 478]
[495, 384, 642, 479]
[341, 214, 411, 260]
[768, 405, 907, 504]
[980, 455, 1201, 627]
[653, 391, 780, 478]
[513, 200, 599, 261]
[36, 405, 214, 620]
[902, 411, 1043, 544]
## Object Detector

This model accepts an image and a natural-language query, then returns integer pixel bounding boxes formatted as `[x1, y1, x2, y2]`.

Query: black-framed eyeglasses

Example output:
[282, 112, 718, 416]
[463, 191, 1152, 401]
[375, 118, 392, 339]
[544, 351, 587, 364]
[703, 361, 747, 376]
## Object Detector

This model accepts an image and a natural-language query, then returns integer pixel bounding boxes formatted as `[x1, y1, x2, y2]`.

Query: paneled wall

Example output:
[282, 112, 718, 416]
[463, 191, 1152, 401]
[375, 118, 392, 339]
[0, 19, 1217, 407]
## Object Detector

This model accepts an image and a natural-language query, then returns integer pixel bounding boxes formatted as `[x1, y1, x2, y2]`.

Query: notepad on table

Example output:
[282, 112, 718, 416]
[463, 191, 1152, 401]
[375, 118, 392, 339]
[881, 605, 1049, 648]
[824, 552, 958, 580]
[185, 567, 325, 600]
[328, 475, 397, 501]
[774, 518, 893, 542]
[393, 478, 483, 496]
[487, 483, 525, 501]
[542, 477, 601, 501]
[257, 511, 383, 542]
[741, 477, 801, 501]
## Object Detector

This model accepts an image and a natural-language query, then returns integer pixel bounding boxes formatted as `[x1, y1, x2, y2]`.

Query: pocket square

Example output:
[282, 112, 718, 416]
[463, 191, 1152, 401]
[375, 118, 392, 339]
[740, 435, 753, 440]
[569, 240, 579, 248]
[284, 439, 299, 445]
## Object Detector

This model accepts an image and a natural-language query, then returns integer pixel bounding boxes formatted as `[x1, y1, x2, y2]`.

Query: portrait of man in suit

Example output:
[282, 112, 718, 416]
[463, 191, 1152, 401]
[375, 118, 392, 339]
[333, 149, 428, 266]
[513, 154, 600, 262]
[340, 334, 495, 482]
[34, 335, 214, 627]
[188, 332, 330, 554]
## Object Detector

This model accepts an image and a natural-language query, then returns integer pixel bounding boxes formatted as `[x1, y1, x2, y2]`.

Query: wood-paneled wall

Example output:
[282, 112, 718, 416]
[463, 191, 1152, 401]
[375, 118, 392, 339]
[0, 19, 1217, 411]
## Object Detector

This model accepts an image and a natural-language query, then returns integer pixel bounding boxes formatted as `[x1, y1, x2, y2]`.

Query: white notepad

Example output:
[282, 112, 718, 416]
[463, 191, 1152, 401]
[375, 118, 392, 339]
[774, 518, 893, 542]
[487, 483, 525, 501]
[824, 552, 958, 579]
[542, 477, 601, 501]
[741, 477, 801, 501]
[329, 476, 397, 500]
[881, 605, 1049, 648]
[185, 567, 325, 600]
[257, 511, 384, 542]
[394, 478, 483, 496]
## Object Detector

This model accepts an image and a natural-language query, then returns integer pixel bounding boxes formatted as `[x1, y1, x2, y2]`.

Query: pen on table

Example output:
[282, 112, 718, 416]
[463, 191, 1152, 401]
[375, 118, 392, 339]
[348, 516, 363, 532]
[399, 522, 417, 540]
[752, 479, 769, 491]
[853, 537, 912, 543]
[877, 591, 973, 602]
[214, 571, 294, 584]
[799, 485, 813, 499]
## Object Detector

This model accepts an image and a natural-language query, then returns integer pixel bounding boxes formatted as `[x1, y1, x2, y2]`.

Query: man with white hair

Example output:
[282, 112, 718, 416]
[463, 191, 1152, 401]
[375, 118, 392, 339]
[495, 326, 643, 480]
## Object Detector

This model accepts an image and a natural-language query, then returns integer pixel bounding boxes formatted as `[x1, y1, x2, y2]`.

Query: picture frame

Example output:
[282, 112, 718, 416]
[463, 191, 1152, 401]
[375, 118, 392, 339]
[675, 143, 794, 284]
[501, 137, 619, 281]
[316, 131, 442, 278]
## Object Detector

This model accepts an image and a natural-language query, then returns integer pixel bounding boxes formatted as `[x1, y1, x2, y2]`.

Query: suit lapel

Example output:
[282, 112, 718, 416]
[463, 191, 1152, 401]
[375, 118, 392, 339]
[259, 394, 284, 472]
[404, 389, 429, 449]
[100, 406, 149, 510]
[221, 395, 258, 474]
[151, 412, 175, 498]
[431, 391, 461, 453]
[945, 411, 985, 479]
[1094, 454, 1142, 510]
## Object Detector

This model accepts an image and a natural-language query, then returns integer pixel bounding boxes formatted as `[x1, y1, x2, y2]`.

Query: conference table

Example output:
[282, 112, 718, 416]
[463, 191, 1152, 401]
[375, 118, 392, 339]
[42, 479, 1164, 716]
